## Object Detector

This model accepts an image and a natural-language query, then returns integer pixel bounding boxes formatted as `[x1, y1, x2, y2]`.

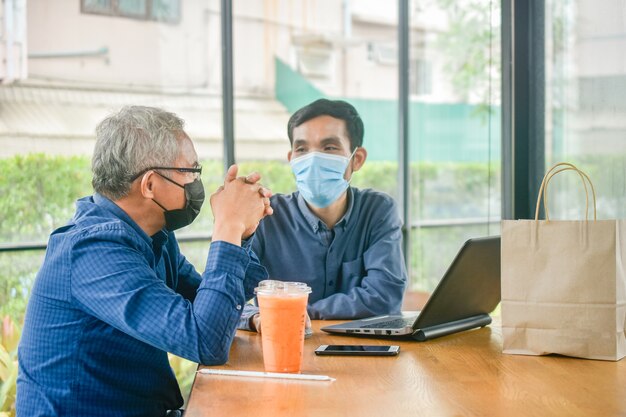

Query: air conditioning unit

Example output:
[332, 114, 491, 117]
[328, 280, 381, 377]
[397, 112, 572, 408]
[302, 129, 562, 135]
[296, 47, 333, 78]
[367, 42, 397, 66]
[0, 0, 28, 84]
[292, 34, 334, 79]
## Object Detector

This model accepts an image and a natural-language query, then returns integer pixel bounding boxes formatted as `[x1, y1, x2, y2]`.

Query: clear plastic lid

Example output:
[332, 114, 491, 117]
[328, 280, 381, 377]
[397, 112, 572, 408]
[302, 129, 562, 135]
[254, 280, 312, 296]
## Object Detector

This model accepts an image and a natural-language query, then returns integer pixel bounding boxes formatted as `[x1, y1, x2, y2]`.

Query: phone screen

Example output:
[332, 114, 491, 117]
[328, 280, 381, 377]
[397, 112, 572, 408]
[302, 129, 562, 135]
[326, 345, 391, 352]
[315, 344, 400, 356]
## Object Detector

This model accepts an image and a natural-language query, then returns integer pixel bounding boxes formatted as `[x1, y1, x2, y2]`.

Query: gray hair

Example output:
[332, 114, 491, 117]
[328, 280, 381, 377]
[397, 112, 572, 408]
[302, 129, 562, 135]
[91, 106, 185, 200]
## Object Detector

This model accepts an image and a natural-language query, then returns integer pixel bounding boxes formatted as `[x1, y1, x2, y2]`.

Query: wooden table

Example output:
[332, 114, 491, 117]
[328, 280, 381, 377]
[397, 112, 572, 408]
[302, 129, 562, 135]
[186, 319, 626, 417]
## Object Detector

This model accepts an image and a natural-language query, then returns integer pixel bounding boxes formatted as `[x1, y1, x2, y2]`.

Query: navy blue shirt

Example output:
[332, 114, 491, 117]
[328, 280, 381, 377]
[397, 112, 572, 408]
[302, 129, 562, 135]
[240, 187, 407, 324]
[17, 194, 267, 417]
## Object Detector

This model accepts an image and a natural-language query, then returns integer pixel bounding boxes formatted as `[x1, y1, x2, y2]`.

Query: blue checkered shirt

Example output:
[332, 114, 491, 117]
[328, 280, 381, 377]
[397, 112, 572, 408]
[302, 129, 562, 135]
[17, 193, 267, 417]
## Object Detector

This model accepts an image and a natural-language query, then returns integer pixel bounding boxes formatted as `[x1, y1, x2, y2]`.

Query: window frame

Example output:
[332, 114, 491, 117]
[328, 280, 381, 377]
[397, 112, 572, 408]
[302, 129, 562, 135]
[80, 0, 181, 24]
[501, 0, 546, 220]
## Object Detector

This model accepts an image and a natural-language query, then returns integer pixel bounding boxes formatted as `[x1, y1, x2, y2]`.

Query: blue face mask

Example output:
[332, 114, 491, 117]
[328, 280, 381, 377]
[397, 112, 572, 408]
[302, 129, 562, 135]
[290, 149, 357, 208]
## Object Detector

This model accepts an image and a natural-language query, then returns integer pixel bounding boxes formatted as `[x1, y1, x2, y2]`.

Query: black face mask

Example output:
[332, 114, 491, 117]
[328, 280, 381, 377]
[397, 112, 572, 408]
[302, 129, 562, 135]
[152, 173, 205, 231]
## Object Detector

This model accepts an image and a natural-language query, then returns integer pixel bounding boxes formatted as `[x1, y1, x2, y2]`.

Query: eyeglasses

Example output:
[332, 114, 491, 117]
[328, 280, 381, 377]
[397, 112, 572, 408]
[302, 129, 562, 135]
[131, 165, 202, 181]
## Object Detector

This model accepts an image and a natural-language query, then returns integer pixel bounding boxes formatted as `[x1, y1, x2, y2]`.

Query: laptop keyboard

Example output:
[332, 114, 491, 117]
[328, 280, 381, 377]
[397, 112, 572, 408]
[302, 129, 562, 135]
[362, 317, 415, 329]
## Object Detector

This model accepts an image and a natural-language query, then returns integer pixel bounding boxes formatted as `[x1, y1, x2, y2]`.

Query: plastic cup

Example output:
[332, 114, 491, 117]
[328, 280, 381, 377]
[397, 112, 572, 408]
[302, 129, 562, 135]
[255, 280, 312, 373]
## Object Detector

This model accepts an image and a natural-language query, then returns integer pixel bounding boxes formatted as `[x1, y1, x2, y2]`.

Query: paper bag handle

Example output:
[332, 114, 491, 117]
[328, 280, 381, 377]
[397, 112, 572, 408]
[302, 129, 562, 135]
[534, 162, 597, 221]
[543, 167, 595, 221]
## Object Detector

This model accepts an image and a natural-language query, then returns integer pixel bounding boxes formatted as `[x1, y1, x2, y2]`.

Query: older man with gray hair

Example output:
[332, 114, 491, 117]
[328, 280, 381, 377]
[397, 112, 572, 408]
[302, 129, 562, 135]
[16, 106, 272, 417]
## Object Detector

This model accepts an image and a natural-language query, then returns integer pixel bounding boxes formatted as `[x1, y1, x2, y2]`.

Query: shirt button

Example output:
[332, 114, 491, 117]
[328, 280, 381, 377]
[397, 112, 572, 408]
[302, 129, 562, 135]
[328, 281, 334, 286]
[236, 305, 242, 310]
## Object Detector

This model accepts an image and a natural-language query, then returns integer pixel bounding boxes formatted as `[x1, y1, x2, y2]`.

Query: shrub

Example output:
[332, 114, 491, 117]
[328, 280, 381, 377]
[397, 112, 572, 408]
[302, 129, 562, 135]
[0, 316, 19, 417]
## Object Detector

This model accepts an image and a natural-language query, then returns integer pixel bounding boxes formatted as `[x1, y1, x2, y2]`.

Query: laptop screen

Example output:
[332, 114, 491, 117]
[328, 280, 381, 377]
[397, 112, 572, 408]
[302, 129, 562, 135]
[414, 236, 501, 329]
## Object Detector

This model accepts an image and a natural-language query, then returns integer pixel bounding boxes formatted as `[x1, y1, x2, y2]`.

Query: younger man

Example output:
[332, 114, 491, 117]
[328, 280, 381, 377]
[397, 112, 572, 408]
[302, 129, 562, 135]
[241, 98, 407, 330]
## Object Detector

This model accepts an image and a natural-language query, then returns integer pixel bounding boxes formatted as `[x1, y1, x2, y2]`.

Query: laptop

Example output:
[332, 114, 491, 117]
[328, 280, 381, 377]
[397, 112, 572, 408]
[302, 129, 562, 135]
[321, 236, 501, 341]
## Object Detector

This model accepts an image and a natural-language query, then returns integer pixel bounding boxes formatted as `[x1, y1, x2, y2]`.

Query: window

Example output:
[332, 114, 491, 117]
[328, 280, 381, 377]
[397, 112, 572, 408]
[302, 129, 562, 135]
[366, 42, 398, 66]
[81, 0, 181, 24]
[410, 58, 433, 95]
[543, 0, 626, 219]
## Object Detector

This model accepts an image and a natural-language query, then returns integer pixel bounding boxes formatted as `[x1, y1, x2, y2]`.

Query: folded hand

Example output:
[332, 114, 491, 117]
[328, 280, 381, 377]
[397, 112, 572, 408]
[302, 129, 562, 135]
[210, 165, 273, 244]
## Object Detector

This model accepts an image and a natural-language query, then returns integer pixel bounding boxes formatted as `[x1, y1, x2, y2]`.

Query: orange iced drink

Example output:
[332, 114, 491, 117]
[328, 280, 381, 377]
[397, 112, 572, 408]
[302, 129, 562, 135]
[255, 280, 312, 373]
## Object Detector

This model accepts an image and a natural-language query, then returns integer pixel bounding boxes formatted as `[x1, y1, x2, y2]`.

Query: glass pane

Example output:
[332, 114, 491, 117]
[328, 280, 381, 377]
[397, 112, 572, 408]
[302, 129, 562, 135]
[545, 0, 626, 219]
[408, 0, 502, 292]
[231, 0, 399, 195]
[118, 0, 147, 18]
[1, 1, 215, 404]
[232, 1, 408, 315]
[151, 0, 181, 23]
[0, 251, 45, 319]
[82, 0, 112, 14]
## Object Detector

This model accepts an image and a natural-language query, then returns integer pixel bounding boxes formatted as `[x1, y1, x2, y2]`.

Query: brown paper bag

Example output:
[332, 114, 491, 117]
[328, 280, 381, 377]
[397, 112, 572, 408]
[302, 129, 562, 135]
[501, 162, 626, 361]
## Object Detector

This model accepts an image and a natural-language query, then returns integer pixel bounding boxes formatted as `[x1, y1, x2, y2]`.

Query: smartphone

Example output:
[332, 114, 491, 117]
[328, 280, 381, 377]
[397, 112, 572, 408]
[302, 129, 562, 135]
[314, 344, 400, 356]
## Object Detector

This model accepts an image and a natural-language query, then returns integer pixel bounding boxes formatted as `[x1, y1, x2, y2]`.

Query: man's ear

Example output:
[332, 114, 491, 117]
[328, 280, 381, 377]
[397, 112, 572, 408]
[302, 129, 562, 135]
[287, 149, 293, 162]
[351, 147, 368, 172]
[140, 171, 156, 199]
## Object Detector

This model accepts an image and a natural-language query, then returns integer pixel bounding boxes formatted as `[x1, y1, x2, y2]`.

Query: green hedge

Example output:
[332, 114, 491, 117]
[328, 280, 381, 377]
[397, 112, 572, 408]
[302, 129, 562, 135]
[0, 155, 92, 242]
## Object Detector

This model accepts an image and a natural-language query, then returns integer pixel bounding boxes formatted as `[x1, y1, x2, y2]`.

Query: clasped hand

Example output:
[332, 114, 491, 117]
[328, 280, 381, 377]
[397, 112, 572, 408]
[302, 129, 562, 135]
[210, 164, 273, 244]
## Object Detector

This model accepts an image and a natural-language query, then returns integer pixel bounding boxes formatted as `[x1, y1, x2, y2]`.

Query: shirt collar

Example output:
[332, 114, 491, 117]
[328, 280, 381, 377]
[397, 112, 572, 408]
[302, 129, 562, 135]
[296, 187, 354, 232]
[93, 193, 168, 245]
